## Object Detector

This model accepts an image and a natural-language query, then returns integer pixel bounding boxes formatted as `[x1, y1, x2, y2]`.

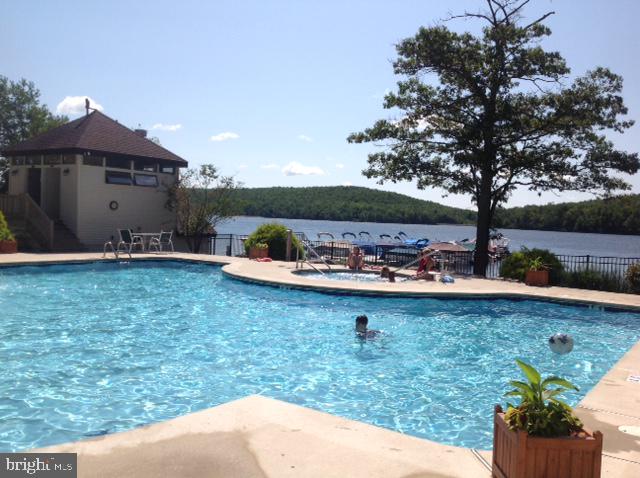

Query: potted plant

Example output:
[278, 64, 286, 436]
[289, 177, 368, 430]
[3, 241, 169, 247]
[0, 211, 18, 254]
[525, 256, 549, 286]
[492, 359, 602, 478]
[249, 242, 269, 259]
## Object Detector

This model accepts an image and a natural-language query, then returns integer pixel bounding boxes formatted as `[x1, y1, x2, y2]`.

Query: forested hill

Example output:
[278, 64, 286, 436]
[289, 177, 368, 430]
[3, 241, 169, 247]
[493, 194, 640, 235]
[231, 186, 476, 224]
[229, 186, 640, 235]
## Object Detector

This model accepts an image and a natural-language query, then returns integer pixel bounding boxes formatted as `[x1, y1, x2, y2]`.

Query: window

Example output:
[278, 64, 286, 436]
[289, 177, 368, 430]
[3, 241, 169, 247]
[25, 156, 42, 166]
[43, 154, 62, 165]
[63, 155, 76, 164]
[134, 160, 156, 172]
[133, 173, 158, 187]
[159, 165, 175, 174]
[105, 157, 131, 169]
[105, 170, 132, 185]
[83, 156, 103, 166]
[11, 157, 25, 166]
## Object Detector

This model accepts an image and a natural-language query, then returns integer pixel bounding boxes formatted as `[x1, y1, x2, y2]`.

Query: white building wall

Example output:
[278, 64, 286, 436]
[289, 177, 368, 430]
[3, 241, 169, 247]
[76, 164, 177, 246]
[8, 166, 28, 195]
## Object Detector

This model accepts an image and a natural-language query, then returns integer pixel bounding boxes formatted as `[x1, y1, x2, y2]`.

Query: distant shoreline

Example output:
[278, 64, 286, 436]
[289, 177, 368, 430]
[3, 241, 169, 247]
[229, 215, 640, 237]
[229, 186, 640, 236]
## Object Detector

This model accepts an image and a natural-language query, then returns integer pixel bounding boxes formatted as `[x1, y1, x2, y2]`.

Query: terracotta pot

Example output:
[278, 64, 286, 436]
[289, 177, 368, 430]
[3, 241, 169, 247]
[249, 246, 269, 259]
[525, 269, 549, 286]
[492, 405, 602, 478]
[0, 240, 18, 254]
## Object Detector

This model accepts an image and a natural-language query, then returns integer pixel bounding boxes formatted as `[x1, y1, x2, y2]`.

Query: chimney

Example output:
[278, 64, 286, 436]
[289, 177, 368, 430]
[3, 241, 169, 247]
[134, 129, 147, 138]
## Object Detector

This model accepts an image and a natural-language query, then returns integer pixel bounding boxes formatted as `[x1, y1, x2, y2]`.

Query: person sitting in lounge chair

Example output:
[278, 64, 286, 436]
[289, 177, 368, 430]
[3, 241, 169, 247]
[355, 315, 380, 339]
[347, 246, 365, 270]
[414, 249, 436, 280]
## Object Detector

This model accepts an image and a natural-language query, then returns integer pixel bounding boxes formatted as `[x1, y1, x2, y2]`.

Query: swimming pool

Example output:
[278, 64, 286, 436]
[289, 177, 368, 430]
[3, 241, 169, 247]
[0, 261, 638, 451]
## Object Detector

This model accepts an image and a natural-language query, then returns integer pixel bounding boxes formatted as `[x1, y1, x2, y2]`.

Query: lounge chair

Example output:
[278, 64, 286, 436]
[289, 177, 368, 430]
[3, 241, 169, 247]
[149, 230, 174, 253]
[116, 229, 144, 254]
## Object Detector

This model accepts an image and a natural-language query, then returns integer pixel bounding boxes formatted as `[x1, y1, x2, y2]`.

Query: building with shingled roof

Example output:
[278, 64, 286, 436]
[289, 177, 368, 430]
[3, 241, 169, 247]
[1, 109, 188, 250]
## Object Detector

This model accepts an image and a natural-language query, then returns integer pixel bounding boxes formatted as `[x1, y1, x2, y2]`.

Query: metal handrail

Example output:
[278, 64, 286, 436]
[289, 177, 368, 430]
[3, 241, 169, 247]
[303, 240, 332, 271]
[393, 255, 422, 273]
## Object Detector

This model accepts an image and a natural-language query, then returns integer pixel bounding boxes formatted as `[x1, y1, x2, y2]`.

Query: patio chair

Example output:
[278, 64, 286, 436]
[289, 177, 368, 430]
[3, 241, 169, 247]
[149, 230, 174, 253]
[116, 229, 144, 254]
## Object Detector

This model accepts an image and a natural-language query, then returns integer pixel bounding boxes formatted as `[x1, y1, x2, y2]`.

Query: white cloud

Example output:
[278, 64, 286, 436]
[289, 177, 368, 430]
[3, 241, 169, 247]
[210, 131, 240, 142]
[151, 123, 182, 132]
[297, 134, 313, 143]
[260, 163, 279, 170]
[282, 161, 325, 176]
[335, 163, 345, 169]
[342, 181, 353, 186]
[56, 96, 103, 116]
[237, 164, 248, 170]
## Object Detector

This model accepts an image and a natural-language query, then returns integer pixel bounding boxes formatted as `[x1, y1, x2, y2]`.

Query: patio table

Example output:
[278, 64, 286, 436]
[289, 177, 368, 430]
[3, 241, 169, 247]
[133, 232, 161, 251]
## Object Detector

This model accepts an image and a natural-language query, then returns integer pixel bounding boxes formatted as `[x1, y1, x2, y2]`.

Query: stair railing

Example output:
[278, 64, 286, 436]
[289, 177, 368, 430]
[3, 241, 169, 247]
[296, 240, 332, 274]
[0, 194, 26, 217]
[22, 194, 54, 251]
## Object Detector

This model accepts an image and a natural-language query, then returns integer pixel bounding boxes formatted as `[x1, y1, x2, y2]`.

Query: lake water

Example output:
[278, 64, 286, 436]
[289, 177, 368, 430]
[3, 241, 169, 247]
[217, 216, 640, 257]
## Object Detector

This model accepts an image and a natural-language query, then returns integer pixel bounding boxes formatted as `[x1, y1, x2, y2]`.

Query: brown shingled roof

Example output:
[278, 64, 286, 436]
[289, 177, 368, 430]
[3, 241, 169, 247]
[2, 111, 188, 166]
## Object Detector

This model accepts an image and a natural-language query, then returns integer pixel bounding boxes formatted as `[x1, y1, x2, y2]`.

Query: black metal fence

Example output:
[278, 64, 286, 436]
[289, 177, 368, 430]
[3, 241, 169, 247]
[208, 235, 640, 293]
[209, 234, 248, 256]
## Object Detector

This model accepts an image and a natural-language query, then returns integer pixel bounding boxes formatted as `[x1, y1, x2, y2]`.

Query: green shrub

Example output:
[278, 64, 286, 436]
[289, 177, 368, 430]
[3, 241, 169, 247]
[625, 263, 640, 293]
[500, 248, 563, 284]
[560, 269, 621, 293]
[244, 223, 304, 260]
[0, 211, 15, 241]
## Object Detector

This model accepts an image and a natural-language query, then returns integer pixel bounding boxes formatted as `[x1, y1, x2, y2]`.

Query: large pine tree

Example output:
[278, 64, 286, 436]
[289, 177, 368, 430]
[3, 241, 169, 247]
[348, 0, 638, 275]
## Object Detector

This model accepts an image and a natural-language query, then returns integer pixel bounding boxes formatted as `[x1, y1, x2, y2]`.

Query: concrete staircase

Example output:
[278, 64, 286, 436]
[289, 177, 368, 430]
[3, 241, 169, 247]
[52, 221, 86, 252]
[1, 194, 85, 252]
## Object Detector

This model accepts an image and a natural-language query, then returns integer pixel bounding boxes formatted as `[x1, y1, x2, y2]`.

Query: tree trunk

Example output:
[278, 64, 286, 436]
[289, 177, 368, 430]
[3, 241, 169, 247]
[473, 176, 493, 276]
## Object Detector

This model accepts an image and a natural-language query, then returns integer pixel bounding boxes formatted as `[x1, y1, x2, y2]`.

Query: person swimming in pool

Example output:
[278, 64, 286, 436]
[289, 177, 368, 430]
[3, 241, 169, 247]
[355, 315, 380, 338]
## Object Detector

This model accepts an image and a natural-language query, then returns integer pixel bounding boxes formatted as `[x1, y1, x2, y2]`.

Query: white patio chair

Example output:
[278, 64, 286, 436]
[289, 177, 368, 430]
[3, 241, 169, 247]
[116, 229, 144, 254]
[149, 230, 174, 253]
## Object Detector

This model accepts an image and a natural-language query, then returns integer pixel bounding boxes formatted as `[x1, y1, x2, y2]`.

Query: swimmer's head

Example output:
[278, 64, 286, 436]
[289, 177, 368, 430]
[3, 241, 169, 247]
[355, 315, 368, 333]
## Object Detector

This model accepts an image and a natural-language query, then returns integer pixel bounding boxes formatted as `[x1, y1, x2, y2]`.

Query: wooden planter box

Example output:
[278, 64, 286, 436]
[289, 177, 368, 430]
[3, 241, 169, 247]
[0, 240, 18, 254]
[492, 405, 602, 478]
[525, 269, 549, 287]
[249, 246, 269, 259]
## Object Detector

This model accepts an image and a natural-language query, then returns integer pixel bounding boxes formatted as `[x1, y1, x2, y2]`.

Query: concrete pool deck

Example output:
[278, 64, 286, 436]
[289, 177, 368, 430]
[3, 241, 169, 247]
[1, 252, 639, 476]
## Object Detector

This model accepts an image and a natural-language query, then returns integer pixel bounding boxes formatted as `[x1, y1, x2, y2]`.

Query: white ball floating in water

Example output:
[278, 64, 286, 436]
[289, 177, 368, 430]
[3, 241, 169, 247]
[549, 333, 574, 355]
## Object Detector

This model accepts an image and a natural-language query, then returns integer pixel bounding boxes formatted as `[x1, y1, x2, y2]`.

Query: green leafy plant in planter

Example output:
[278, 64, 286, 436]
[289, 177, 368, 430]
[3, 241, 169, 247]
[244, 223, 304, 261]
[501, 248, 562, 285]
[504, 359, 582, 437]
[492, 360, 603, 478]
[0, 211, 17, 253]
[528, 256, 545, 272]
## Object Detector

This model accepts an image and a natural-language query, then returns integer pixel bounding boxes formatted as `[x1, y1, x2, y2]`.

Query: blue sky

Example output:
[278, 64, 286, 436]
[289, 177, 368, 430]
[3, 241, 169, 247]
[2, 0, 639, 209]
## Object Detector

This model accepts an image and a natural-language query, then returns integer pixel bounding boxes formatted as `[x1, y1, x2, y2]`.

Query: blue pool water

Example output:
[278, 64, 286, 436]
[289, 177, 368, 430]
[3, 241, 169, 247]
[0, 261, 639, 451]
[298, 271, 408, 282]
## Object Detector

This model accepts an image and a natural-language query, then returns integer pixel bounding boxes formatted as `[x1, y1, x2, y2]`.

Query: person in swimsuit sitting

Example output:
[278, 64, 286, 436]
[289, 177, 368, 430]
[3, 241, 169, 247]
[414, 249, 436, 280]
[347, 246, 365, 270]
[355, 315, 380, 338]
